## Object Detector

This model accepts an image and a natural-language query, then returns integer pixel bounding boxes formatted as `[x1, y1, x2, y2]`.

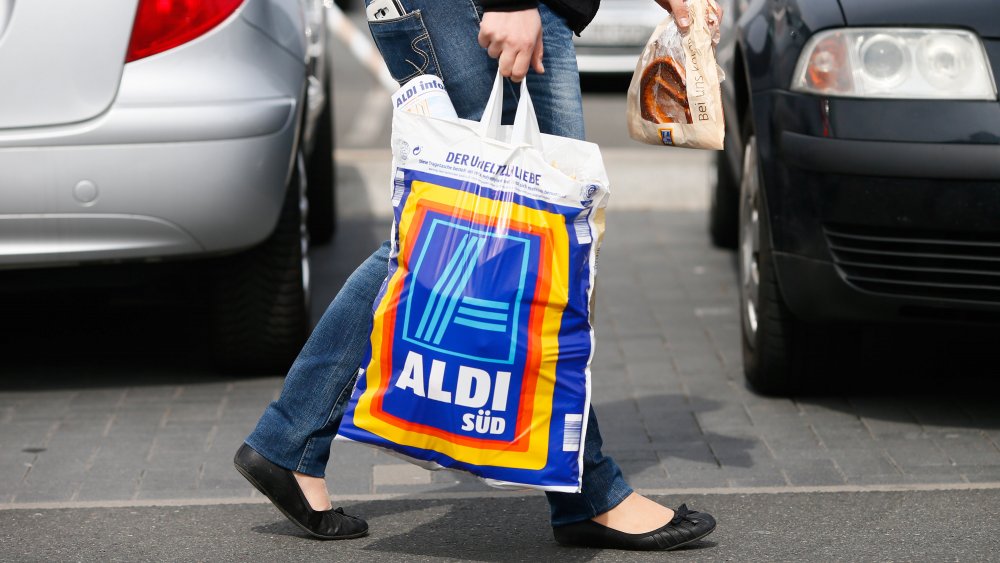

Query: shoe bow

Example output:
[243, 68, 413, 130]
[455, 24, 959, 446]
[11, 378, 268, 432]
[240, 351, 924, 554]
[670, 503, 701, 525]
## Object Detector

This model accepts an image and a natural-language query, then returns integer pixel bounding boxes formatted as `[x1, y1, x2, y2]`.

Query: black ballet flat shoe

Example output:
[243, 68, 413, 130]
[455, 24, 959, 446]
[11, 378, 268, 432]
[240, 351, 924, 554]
[233, 443, 368, 540]
[552, 503, 716, 551]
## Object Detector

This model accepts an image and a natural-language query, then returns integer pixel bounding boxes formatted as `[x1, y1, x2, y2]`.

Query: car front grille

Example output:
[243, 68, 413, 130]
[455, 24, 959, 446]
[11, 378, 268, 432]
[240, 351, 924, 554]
[824, 225, 1000, 304]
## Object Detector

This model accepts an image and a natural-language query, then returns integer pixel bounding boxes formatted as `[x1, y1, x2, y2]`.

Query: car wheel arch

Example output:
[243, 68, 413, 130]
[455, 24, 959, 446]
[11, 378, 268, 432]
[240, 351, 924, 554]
[724, 40, 754, 185]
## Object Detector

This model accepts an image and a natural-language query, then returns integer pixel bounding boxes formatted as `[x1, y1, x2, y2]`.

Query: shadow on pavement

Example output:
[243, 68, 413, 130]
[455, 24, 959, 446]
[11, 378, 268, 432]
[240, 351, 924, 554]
[729, 323, 1000, 430]
[775, 325, 1000, 429]
[249, 496, 716, 561]
[721, 248, 1000, 425]
[0, 266, 221, 383]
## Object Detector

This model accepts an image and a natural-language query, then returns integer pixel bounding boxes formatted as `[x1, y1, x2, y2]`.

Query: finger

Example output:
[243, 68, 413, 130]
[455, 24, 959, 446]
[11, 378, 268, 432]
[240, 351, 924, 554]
[511, 49, 531, 82]
[498, 49, 516, 80]
[707, 0, 721, 23]
[669, 0, 690, 29]
[487, 40, 503, 59]
[478, 29, 490, 49]
[531, 30, 544, 74]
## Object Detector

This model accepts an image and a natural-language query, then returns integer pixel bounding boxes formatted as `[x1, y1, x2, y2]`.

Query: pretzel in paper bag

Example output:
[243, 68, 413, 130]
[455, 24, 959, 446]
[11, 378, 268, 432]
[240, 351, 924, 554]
[627, 0, 725, 149]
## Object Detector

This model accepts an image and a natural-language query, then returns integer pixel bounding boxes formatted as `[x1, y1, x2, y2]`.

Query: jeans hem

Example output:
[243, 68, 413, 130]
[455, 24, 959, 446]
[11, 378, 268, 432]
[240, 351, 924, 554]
[549, 485, 634, 527]
[295, 438, 322, 477]
[241, 439, 300, 474]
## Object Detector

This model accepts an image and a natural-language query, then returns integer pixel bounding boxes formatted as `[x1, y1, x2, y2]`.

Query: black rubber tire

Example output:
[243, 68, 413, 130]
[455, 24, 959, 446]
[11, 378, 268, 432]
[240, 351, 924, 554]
[306, 92, 336, 246]
[709, 150, 739, 249]
[741, 183, 798, 394]
[738, 116, 810, 396]
[210, 161, 310, 374]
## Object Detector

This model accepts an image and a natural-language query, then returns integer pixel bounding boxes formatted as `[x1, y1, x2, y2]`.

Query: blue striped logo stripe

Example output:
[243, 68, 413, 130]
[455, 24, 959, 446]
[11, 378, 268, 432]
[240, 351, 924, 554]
[414, 233, 471, 340]
[455, 307, 508, 322]
[431, 237, 486, 345]
[420, 237, 481, 342]
[453, 317, 508, 332]
[460, 297, 510, 311]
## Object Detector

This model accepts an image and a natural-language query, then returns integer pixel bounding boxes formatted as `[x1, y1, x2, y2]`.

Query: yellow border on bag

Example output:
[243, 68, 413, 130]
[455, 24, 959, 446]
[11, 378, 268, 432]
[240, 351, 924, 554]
[352, 180, 570, 470]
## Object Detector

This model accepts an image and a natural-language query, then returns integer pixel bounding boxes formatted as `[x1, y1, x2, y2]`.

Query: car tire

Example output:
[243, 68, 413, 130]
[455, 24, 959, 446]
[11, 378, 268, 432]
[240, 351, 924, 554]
[210, 153, 311, 374]
[738, 118, 812, 395]
[709, 150, 739, 249]
[306, 91, 336, 245]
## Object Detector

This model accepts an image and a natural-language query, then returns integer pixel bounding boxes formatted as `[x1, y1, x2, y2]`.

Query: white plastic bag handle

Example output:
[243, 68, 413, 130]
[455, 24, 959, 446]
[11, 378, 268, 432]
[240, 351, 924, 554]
[478, 71, 543, 148]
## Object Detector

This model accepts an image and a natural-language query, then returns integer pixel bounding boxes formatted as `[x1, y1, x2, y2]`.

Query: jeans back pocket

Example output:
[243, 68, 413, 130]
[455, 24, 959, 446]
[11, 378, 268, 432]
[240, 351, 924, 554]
[368, 11, 442, 86]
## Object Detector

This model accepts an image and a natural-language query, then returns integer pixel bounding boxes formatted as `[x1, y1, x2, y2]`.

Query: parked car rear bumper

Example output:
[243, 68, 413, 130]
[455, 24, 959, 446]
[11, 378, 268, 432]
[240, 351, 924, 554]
[575, 49, 641, 74]
[0, 98, 297, 270]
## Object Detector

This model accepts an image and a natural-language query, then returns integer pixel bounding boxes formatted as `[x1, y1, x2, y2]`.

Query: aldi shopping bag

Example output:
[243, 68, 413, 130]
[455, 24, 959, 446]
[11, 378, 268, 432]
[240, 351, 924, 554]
[335, 72, 610, 492]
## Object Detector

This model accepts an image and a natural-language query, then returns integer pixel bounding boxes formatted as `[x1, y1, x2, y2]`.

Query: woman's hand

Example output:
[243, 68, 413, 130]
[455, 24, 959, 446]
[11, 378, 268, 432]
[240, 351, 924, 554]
[655, 0, 692, 30]
[478, 9, 544, 82]
[655, 0, 723, 40]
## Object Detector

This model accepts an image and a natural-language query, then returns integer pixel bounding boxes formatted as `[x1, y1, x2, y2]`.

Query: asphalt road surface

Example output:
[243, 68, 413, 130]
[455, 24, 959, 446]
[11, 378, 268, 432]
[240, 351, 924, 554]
[3, 490, 999, 561]
[2, 8, 1000, 563]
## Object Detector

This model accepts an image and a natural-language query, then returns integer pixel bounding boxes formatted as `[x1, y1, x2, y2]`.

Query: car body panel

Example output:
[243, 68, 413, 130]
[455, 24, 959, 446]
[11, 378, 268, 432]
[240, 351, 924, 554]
[0, 114, 297, 268]
[242, 0, 309, 61]
[0, 0, 330, 270]
[0, 0, 138, 129]
[720, 0, 845, 184]
[772, 171, 1000, 322]
[984, 39, 1000, 95]
[0, 98, 294, 148]
[838, 0, 1000, 39]
[738, 0, 844, 93]
[826, 96, 1000, 144]
[717, 0, 1000, 324]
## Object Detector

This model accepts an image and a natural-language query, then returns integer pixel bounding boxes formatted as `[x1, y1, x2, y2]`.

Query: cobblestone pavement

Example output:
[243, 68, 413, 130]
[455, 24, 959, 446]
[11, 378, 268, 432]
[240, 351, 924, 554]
[3, 166, 1000, 505]
[2, 34, 999, 505]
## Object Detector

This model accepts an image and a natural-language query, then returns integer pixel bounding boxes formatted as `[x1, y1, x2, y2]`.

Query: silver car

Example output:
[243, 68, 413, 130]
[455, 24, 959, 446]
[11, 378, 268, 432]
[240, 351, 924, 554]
[0, 0, 335, 371]
[574, 0, 666, 74]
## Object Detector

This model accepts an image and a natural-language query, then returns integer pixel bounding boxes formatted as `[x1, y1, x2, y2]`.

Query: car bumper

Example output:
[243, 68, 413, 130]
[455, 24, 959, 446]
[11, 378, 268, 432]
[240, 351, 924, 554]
[781, 132, 1000, 181]
[0, 97, 297, 269]
[758, 92, 1000, 323]
[572, 2, 661, 74]
[575, 50, 641, 74]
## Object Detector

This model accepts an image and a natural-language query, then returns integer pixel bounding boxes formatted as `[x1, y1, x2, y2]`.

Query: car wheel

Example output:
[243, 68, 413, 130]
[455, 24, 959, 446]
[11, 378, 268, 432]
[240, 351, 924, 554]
[211, 152, 311, 374]
[306, 90, 336, 245]
[738, 122, 806, 395]
[709, 150, 739, 249]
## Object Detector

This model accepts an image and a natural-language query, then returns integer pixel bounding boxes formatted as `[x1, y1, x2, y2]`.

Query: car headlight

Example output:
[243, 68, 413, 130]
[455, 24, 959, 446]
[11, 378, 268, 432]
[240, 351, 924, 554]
[792, 28, 997, 100]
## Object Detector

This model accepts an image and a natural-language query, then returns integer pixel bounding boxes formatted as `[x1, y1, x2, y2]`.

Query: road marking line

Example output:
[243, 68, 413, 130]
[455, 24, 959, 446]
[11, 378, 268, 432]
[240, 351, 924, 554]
[4, 481, 1000, 511]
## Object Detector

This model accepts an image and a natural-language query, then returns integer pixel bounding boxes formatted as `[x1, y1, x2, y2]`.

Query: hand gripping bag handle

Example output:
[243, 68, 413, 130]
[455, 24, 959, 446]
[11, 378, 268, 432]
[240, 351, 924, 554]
[478, 71, 543, 148]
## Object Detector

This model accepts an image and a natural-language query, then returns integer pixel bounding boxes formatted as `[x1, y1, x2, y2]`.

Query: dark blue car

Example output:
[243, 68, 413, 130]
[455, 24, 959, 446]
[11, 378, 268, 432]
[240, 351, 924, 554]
[710, 0, 1000, 393]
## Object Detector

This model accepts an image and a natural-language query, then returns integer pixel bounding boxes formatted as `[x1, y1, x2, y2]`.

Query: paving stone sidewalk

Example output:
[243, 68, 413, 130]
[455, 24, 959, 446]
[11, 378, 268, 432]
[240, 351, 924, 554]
[2, 206, 1000, 505]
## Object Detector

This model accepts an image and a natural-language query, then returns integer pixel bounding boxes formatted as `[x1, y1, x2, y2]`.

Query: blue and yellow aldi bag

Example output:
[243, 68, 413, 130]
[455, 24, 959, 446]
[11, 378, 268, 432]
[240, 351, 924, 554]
[336, 73, 609, 492]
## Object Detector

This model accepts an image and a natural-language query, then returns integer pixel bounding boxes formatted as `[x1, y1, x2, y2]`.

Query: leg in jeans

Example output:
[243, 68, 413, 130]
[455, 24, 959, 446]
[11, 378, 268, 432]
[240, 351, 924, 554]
[245, 0, 633, 527]
[244, 241, 390, 477]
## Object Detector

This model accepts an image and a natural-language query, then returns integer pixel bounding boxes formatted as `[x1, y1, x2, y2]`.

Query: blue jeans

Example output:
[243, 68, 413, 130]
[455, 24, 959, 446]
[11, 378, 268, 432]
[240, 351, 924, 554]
[246, 0, 632, 527]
